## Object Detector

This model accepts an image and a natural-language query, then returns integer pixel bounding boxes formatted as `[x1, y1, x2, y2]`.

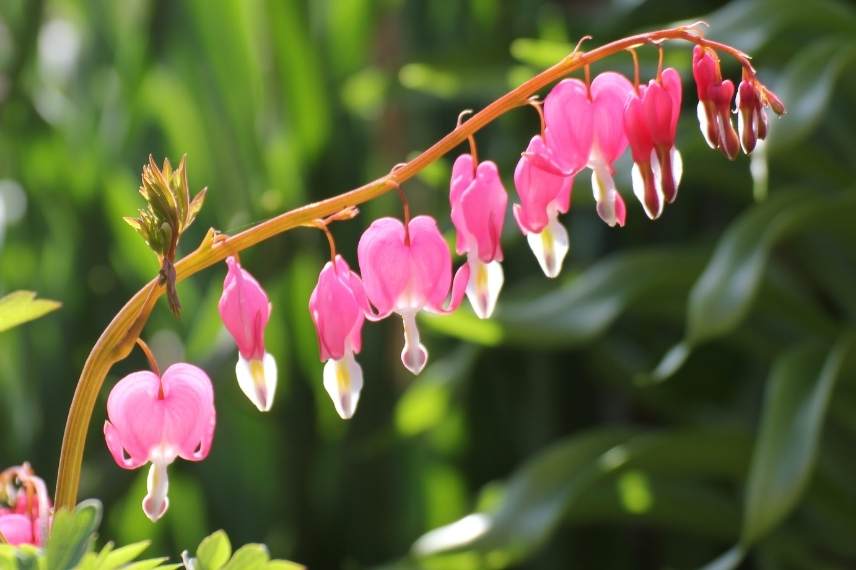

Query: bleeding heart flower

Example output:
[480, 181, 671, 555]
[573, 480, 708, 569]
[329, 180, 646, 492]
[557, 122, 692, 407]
[545, 72, 633, 227]
[692, 45, 739, 160]
[449, 154, 508, 318]
[0, 464, 51, 546]
[309, 255, 370, 419]
[736, 79, 769, 155]
[357, 215, 469, 375]
[513, 135, 573, 277]
[103, 364, 215, 522]
[218, 256, 277, 412]
[624, 67, 684, 219]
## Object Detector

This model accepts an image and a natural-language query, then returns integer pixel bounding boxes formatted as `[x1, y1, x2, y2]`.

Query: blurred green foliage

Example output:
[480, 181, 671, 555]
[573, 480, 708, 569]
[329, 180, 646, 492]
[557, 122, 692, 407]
[1, 0, 856, 568]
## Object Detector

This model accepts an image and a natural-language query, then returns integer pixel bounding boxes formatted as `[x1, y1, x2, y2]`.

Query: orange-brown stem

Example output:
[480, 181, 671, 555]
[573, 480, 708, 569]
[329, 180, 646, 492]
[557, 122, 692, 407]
[54, 24, 767, 510]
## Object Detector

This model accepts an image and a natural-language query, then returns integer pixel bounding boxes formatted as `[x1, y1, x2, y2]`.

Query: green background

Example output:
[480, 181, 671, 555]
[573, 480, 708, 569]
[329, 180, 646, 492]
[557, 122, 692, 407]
[2, 0, 856, 568]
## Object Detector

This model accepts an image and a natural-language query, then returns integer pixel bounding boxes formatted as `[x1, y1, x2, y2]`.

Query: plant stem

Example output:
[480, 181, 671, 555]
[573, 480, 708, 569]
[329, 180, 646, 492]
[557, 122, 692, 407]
[53, 24, 757, 510]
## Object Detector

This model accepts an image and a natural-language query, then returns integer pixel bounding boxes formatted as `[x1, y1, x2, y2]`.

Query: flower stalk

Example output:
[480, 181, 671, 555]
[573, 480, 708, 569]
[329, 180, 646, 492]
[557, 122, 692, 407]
[54, 24, 774, 510]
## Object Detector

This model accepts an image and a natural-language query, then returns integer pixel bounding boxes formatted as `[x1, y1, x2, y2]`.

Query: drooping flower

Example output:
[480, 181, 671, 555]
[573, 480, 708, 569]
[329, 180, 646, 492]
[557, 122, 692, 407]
[357, 215, 469, 375]
[103, 364, 215, 522]
[736, 78, 768, 155]
[624, 67, 684, 219]
[309, 255, 370, 419]
[545, 72, 633, 227]
[218, 256, 277, 412]
[0, 465, 51, 546]
[513, 135, 573, 277]
[449, 154, 508, 318]
[692, 45, 740, 160]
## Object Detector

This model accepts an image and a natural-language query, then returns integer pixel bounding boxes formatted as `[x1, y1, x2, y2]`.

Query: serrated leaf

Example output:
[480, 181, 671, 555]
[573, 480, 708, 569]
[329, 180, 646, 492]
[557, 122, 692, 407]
[0, 291, 62, 333]
[196, 530, 231, 570]
[221, 545, 269, 570]
[46, 500, 102, 570]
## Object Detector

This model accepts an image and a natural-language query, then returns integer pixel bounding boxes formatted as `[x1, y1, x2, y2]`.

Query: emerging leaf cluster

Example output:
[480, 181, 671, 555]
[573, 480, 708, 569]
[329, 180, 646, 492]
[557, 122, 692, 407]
[123, 155, 207, 261]
[0, 501, 303, 570]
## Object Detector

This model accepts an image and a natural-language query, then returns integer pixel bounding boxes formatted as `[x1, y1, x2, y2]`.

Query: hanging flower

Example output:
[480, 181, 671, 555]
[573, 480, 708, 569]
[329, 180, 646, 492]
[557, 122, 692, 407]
[103, 364, 215, 522]
[0, 465, 51, 546]
[218, 256, 277, 412]
[357, 215, 469, 375]
[309, 255, 370, 419]
[692, 45, 740, 160]
[624, 67, 683, 219]
[513, 135, 573, 277]
[545, 72, 633, 227]
[449, 154, 508, 318]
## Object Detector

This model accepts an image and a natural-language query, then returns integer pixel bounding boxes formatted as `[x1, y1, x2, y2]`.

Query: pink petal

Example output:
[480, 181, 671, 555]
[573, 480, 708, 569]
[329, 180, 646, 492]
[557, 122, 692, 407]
[449, 154, 476, 255]
[692, 46, 719, 100]
[624, 89, 654, 163]
[160, 363, 215, 461]
[104, 371, 164, 468]
[661, 67, 683, 136]
[309, 256, 366, 361]
[218, 257, 271, 360]
[643, 80, 674, 146]
[590, 71, 633, 164]
[357, 217, 411, 317]
[455, 160, 508, 262]
[544, 78, 593, 173]
[407, 215, 453, 310]
[0, 514, 34, 546]
[513, 135, 572, 234]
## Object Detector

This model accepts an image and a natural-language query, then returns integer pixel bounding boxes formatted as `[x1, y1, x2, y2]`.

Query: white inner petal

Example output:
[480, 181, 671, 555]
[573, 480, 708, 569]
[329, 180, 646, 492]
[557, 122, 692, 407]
[465, 257, 504, 319]
[143, 457, 171, 522]
[322, 352, 364, 420]
[697, 100, 715, 148]
[400, 310, 428, 375]
[671, 147, 683, 195]
[526, 214, 569, 279]
[648, 149, 666, 219]
[236, 352, 278, 412]
[590, 161, 619, 227]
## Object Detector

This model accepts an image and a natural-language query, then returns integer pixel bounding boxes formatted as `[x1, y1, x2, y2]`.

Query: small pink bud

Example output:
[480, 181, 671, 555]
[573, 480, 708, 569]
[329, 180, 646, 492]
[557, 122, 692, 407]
[103, 364, 215, 522]
[513, 135, 573, 278]
[692, 46, 740, 160]
[309, 255, 370, 419]
[357, 216, 469, 375]
[449, 154, 508, 318]
[736, 79, 770, 155]
[218, 257, 277, 412]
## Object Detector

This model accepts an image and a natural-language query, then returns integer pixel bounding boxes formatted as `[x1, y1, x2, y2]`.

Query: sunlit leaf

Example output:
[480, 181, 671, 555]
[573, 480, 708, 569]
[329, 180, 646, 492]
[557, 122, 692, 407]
[0, 290, 61, 333]
[46, 500, 102, 570]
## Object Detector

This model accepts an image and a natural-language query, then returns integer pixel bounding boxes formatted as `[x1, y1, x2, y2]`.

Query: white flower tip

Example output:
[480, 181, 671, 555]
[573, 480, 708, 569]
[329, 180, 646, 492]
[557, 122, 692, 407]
[143, 461, 170, 522]
[466, 258, 504, 319]
[236, 353, 277, 412]
[526, 217, 569, 279]
[323, 354, 363, 419]
[401, 342, 428, 375]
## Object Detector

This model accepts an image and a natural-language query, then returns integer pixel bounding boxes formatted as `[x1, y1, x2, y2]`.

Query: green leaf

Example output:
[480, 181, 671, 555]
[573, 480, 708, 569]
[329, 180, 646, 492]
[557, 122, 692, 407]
[424, 249, 703, 348]
[46, 500, 103, 570]
[0, 290, 61, 333]
[264, 562, 305, 570]
[649, 190, 856, 382]
[412, 428, 750, 565]
[743, 338, 852, 544]
[101, 541, 151, 570]
[196, 530, 232, 570]
[221, 545, 269, 570]
[703, 336, 853, 570]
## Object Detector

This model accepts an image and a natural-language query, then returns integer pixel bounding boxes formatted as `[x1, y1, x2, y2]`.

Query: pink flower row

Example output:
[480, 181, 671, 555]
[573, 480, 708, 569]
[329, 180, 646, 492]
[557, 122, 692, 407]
[98, 45, 782, 524]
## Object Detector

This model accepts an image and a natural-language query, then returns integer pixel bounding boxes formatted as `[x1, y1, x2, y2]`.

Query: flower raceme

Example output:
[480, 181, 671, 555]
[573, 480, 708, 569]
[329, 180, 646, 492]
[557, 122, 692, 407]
[309, 255, 370, 419]
[358, 215, 469, 375]
[218, 256, 277, 412]
[103, 364, 215, 521]
[513, 135, 573, 278]
[449, 154, 508, 318]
